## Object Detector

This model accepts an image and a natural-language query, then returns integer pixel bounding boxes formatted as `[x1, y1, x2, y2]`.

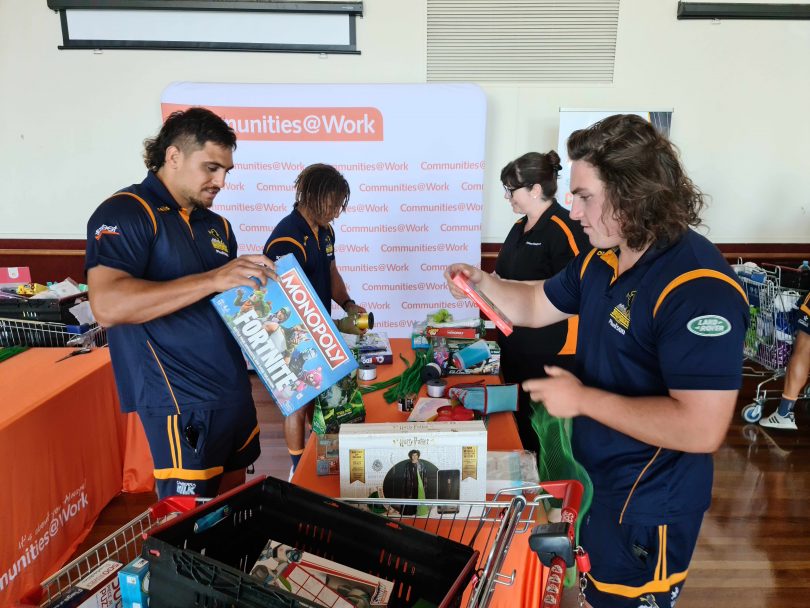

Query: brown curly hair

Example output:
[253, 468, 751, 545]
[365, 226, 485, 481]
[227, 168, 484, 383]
[567, 114, 705, 250]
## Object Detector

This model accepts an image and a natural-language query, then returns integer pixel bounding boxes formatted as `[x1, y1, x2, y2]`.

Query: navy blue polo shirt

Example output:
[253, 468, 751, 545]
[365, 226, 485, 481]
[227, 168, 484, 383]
[544, 229, 749, 524]
[85, 172, 252, 414]
[263, 208, 335, 309]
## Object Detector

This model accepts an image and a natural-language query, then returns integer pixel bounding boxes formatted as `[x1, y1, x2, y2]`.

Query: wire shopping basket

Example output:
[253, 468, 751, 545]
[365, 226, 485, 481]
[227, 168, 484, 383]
[734, 261, 808, 423]
[0, 318, 107, 348]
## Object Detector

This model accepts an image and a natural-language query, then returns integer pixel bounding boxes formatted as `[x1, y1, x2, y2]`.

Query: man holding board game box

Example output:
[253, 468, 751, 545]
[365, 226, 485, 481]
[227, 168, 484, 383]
[86, 107, 275, 498]
[445, 115, 748, 607]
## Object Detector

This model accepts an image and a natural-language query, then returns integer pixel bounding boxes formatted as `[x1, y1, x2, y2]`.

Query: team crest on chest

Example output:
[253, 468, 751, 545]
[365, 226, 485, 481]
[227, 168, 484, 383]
[208, 228, 229, 257]
[608, 290, 636, 335]
[325, 235, 334, 256]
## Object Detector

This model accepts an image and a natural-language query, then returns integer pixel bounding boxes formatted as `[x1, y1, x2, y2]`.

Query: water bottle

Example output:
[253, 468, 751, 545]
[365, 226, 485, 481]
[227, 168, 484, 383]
[798, 260, 810, 291]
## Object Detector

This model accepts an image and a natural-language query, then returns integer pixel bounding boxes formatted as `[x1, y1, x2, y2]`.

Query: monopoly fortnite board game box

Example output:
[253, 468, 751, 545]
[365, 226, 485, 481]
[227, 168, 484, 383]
[339, 421, 487, 517]
[212, 254, 358, 416]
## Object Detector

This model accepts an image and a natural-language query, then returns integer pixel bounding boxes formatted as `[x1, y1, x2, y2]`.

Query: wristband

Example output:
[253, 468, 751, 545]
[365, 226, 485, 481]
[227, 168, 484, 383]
[341, 298, 355, 310]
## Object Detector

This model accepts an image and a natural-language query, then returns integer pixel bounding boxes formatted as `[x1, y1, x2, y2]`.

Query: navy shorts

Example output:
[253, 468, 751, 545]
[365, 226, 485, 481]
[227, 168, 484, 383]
[139, 403, 260, 498]
[580, 505, 703, 608]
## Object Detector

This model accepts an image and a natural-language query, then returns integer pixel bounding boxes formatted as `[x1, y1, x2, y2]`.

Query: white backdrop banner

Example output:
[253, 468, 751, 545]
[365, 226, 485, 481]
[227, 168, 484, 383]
[556, 109, 673, 210]
[161, 83, 486, 337]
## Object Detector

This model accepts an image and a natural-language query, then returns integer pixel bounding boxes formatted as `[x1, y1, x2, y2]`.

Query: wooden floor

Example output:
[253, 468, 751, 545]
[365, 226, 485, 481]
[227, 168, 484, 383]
[72, 372, 810, 608]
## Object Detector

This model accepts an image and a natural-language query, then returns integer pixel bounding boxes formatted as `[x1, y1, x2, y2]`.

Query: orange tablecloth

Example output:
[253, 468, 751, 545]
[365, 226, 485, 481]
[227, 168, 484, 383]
[293, 338, 546, 607]
[0, 348, 151, 605]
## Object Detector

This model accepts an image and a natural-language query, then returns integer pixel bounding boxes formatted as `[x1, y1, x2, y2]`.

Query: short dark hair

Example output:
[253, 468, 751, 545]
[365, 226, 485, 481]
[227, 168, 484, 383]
[294, 164, 350, 219]
[407, 449, 420, 458]
[500, 150, 562, 201]
[143, 107, 237, 172]
[567, 114, 704, 250]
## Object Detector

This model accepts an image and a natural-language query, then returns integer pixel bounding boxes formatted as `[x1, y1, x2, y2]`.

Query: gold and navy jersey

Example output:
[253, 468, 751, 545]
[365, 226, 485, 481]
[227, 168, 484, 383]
[85, 172, 252, 414]
[544, 229, 749, 525]
[263, 208, 335, 310]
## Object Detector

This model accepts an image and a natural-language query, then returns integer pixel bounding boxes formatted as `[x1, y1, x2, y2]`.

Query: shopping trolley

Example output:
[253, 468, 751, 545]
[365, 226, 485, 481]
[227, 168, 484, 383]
[734, 261, 808, 423]
[0, 317, 107, 348]
[27, 496, 199, 607]
[29, 478, 583, 608]
[70, 477, 582, 608]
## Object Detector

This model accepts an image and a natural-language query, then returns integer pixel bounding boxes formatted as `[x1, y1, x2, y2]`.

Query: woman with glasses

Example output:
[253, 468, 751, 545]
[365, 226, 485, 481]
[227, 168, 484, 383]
[495, 151, 589, 454]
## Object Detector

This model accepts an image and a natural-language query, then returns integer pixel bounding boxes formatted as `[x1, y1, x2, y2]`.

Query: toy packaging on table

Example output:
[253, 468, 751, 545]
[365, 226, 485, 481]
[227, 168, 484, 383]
[424, 321, 485, 340]
[312, 363, 365, 436]
[211, 254, 358, 416]
[406, 397, 452, 422]
[315, 433, 340, 476]
[433, 338, 501, 375]
[411, 313, 483, 350]
[343, 331, 394, 365]
[339, 421, 487, 517]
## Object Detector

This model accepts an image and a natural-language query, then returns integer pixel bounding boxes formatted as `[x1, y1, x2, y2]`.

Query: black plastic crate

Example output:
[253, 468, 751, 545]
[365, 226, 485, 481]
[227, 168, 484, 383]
[143, 476, 477, 608]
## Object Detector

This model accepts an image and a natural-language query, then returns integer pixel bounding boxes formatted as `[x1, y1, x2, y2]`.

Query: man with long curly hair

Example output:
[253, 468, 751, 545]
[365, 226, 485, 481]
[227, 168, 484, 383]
[445, 114, 749, 607]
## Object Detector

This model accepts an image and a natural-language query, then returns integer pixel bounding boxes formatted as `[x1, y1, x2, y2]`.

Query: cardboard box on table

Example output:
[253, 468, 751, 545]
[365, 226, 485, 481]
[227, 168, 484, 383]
[338, 421, 487, 517]
[425, 322, 485, 340]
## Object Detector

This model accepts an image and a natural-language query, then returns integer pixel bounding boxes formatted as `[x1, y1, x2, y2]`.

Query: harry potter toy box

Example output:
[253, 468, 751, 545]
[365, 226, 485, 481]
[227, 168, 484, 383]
[212, 254, 358, 416]
[338, 421, 487, 517]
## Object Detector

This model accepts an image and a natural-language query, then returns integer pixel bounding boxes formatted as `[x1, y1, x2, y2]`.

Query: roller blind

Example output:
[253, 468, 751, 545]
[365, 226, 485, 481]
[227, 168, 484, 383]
[427, 0, 620, 83]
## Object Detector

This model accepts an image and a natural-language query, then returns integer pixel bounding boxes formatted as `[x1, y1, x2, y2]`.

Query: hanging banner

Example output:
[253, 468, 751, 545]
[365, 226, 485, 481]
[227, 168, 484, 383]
[557, 109, 673, 210]
[161, 83, 486, 337]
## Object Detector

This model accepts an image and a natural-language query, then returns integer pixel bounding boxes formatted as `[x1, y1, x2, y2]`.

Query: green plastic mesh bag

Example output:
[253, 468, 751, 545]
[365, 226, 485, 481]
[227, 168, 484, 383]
[530, 400, 593, 587]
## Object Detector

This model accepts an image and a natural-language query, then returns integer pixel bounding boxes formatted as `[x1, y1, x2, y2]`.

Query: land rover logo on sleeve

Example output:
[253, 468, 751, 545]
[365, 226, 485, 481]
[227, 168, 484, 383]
[687, 315, 731, 337]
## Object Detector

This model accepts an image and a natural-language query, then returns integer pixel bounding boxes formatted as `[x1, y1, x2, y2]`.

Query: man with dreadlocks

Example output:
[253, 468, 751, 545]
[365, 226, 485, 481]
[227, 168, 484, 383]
[263, 163, 365, 478]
